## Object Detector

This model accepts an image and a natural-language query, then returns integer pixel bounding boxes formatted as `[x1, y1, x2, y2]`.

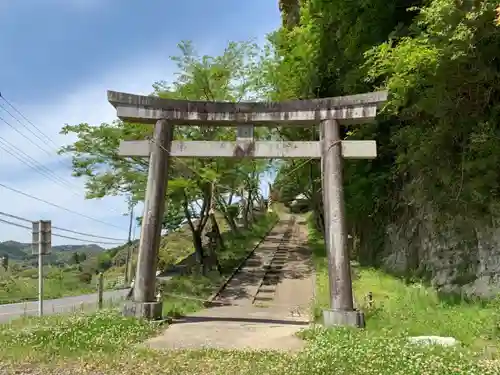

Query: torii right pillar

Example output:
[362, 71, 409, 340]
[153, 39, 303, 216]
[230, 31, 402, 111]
[321, 118, 364, 327]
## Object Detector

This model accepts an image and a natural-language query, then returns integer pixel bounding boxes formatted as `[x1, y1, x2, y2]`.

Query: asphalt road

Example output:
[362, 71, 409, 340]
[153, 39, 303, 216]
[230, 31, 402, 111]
[0, 289, 129, 323]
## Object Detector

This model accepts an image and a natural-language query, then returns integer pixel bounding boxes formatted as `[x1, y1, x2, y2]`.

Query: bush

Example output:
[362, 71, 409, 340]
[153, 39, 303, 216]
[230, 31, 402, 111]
[78, 271, 93, 285]
[17, 268, 38, 279]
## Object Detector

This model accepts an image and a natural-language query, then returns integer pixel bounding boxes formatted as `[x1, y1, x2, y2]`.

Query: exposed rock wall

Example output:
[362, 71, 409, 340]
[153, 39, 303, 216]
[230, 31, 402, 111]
[382, 209, 500, 298]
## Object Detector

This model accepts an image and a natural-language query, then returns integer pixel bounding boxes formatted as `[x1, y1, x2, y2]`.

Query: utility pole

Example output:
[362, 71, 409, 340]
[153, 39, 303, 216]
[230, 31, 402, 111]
[123, 119, 173, 320]
[124, 203, 134, 285]
[32, 220, 51, 317]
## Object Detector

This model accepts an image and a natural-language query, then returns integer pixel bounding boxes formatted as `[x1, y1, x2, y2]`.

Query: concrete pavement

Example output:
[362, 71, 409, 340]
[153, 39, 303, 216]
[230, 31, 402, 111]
[0, 289, 128, 323]
[145, 215, 315, 352]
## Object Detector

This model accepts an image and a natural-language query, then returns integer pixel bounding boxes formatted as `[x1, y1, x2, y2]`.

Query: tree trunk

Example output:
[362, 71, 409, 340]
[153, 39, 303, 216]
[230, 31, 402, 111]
[210, 213, 225, 249]
[315, 198, 325, 235]
[225, 213, 240, 235]
[214, 189, 240, 235]
[244, 189, 253, 228]
[182, 187, 211, 273]
[192, 229, 205, 273]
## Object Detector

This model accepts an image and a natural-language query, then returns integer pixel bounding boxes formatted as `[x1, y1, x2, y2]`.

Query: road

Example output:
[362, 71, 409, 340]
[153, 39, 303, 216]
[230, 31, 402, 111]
[0, 289, 129, 323]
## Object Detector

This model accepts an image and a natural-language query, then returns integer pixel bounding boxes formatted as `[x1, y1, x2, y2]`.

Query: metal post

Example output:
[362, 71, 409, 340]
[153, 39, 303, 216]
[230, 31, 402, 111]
[124, 119, 173, 320]
[38, 241, 43, 317]
[33, 220, 51, 317]
[124, 203, 134, 285]
[97, 272, 104, 309]
[320, 120, 362, 327]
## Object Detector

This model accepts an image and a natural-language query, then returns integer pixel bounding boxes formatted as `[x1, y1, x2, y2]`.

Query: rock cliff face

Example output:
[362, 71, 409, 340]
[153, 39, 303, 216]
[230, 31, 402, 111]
[382, 209, 500, 298]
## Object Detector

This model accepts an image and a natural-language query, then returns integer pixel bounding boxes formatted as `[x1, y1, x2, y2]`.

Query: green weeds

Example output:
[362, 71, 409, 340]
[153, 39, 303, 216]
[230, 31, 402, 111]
[2, 212, 498, 374]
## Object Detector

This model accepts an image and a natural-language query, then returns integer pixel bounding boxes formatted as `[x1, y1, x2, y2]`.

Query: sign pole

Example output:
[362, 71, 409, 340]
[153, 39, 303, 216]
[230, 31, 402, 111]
[33, 220, 51, 317]
[38, 237, 43, 317]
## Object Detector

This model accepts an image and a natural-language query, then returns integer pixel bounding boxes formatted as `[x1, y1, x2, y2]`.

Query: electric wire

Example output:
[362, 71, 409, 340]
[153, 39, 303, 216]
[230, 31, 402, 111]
[0, 211, 126, 242]
[0, 211, 31, 223]
[0, 96, 131, 219]
[50, 226, 126, 242]
[0, 129, 80, 189]
[0, 214, 125, 245]
[0, 217, 32, 231]
[50, 232, 123, 245]
[0, 93, 55, 147]
[0, 182, 127, 232]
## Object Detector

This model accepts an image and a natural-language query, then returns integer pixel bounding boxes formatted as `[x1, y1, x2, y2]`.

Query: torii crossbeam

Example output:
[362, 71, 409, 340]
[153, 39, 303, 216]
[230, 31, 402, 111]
[108, 90, 388, 327]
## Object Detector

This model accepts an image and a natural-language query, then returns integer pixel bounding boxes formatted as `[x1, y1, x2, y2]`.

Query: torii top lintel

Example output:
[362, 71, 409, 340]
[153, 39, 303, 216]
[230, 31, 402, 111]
[107, 90, 388, 126]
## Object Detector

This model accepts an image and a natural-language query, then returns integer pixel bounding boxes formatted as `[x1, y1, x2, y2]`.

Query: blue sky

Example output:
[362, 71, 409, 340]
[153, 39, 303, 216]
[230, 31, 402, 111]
[0, 0, 281, 247]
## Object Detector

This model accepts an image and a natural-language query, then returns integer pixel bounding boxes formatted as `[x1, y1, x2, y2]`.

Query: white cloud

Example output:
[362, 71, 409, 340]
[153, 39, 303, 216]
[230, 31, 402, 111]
[0, 54, 174, 247]
[0, 37, 278, 249]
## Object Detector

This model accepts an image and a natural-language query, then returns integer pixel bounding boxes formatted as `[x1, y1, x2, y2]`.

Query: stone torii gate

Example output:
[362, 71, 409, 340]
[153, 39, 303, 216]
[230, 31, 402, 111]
[108, 90, 387, 327]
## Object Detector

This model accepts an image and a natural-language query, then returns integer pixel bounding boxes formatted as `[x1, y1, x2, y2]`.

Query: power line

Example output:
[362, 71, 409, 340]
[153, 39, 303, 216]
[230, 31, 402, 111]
[0, 182, 127, 232]
[0, 217, 122, 245]
[0, 114, 84, 191]
[0, 106, 56, 159]
[0, 101, 129, 218]
[0, 130, 80, 191]
[0, 217, 31, 231]
[0, 211, 127, 242]
[51, 232, 123, 246]
[0, 93, 56, 147]
[0, 211, 31, 223]
[51, 226, 126, 242]
[0, 129, 127, 218]
[0, 99, 86, 192]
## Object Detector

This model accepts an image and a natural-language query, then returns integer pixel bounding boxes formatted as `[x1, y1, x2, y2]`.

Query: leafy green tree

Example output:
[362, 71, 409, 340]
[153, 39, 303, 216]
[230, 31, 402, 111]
[71, 252, 80, 265]
[269, 0, 500, 271]
[96, 252, 112, 272]
[1, 255, 8, 271]
[60, 40, 271, 273]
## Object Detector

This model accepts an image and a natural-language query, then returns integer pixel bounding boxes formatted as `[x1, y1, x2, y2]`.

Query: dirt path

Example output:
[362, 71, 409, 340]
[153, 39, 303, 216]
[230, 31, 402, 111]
[145, 214, 315, 352]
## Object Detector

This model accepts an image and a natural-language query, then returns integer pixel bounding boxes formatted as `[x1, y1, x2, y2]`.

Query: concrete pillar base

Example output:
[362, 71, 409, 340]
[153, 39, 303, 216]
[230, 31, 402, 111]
[122, 301, 163, 320]
[322, 309, 365, 328]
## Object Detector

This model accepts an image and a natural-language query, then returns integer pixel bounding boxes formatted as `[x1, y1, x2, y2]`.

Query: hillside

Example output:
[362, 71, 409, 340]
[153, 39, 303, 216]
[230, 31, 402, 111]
[0, 241, 105, 268]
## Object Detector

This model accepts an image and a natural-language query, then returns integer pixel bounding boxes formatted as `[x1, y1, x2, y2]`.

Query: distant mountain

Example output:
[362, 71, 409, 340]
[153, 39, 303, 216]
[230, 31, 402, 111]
[0, 241, 106, 266]
[0, 241, 27, 260]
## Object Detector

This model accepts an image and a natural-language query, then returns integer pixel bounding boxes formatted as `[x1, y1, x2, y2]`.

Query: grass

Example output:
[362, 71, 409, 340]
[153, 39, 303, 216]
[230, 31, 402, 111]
[0, 310, 159, 358]
[1, 210, 499, 374]
[306, 213, 500, 373]
[0, 212, 261, 306]
[0, 269, 96, 305]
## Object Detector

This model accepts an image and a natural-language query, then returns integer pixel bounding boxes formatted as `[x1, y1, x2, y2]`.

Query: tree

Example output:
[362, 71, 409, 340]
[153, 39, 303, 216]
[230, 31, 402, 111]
[268, 0, 500, 273]
[59, 40, 272, 274]
[1, 255, 8, 271]
[96, 252, 112, 272]
[71, 252, 80, 265]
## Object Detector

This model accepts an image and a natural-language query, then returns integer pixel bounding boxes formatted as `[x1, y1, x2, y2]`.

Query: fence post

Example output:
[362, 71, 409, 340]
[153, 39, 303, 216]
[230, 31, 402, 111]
[97, 272, 104, 310]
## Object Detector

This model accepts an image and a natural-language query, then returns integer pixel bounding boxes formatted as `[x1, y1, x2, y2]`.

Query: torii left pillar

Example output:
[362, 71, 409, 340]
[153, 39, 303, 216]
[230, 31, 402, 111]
[122, 119, 173, 320]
